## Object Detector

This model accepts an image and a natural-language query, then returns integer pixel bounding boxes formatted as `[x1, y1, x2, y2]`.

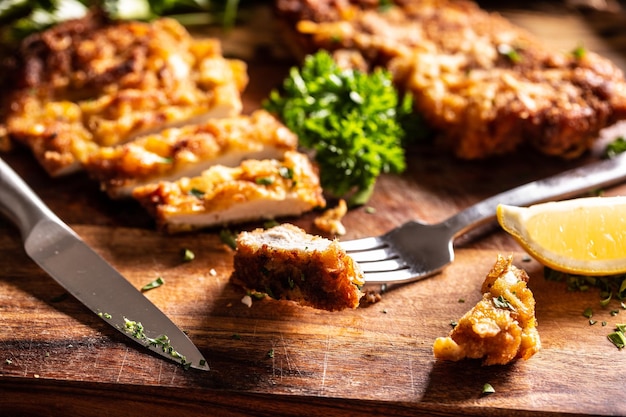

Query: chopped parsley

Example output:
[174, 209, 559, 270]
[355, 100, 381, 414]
[255, 177, 275, 186]
[545, 268, 626, 305]
[493, 295, 513, 310]
[122, 318, 190, 368]
[482, 383, 496, 395]
[182, 248, 195, 262]
[219, 228, 238, 250]
[607, 327, 626, 349]
[604, 136, 626, 158]
[141, 276, 165, 292]
[189, 188, 206, 198]
[497, 43, 521, 63]
[572, 45, 587, 60]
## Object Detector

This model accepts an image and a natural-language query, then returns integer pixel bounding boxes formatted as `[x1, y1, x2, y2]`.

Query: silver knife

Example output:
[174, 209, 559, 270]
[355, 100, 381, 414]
[0, 157, 209, 370]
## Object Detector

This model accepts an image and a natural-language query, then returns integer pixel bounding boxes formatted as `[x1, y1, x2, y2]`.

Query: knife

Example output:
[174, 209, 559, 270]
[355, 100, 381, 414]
[0, 157, 209, 370]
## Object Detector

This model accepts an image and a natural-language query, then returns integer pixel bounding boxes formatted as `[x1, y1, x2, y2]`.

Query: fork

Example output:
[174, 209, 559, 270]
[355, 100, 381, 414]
[340, 153, 626, 285]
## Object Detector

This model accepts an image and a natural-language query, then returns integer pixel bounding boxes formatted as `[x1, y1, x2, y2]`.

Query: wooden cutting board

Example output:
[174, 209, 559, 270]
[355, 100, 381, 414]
[2, 3, 626, 416]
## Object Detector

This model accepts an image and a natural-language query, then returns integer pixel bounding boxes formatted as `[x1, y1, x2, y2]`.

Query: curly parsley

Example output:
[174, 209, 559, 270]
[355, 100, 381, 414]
[264, 51, 424, 205]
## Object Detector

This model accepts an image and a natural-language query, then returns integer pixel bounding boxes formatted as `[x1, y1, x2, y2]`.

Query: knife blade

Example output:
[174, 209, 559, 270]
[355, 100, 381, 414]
[0, 157, 209, 370]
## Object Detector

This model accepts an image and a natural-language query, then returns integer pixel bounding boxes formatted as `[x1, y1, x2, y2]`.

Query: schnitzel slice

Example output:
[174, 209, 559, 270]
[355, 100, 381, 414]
[0, 10, 248, 176]
[276, 0, 626, 159]
[84, 110, 297, 198]
[132, 151, 326, 233]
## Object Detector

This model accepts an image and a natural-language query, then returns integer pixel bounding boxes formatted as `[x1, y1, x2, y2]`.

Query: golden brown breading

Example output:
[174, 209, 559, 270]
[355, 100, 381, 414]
[433, 255, 541, 365]
[232, 223, 364, 311]
[276, 0, 626, 159]
[132, 151, 326, 233]
[84, 110, 298, 198]
[0, 10, 248, 176]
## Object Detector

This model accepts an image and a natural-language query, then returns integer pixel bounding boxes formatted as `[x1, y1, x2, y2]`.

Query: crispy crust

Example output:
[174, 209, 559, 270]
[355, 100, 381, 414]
[132, 151, 326, 233]
[84, 110, 298, 198]
[0, 10, 248, 176]
[433, 255, 541, 365]
[276, 0, 626, 159]
[232, 223, 364, 311]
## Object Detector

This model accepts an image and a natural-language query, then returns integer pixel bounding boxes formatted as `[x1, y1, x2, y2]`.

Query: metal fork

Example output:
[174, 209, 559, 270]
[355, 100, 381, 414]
[340, 153, 626, 285]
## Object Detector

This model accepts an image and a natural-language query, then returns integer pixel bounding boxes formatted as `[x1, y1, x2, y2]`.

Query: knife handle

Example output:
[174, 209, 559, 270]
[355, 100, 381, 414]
[0, 157, 58, 241]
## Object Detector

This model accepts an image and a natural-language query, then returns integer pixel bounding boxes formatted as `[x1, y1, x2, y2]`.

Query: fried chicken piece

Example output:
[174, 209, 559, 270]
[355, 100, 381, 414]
[232, 223, 364, 311]
[84, 110, 297, 198]
[433, 255, 541, 365]
[0, 10, 248, 176]
[276, 0, 626, 159]
[314, 198, 347, 236]
[132, 151, 326, 233]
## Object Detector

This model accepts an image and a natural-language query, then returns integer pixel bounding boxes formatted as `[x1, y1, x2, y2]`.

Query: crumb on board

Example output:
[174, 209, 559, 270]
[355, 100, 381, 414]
[314, 199, 347, 236]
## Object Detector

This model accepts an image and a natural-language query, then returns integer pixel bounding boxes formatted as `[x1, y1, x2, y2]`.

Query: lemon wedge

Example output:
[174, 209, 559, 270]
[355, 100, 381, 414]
[496, 197, 626, 276]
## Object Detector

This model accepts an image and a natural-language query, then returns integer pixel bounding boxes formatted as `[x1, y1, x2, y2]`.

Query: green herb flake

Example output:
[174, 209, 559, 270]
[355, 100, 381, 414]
[122, 317, 191, 367]
[189, 188, 205, 199]
[141, 276, 165, 292]
[572, 45, 587, 60]
[583, 307, 594, 319]
[278, 166, 294, 180]
[98, 312, 112, 320]
[493, 295, 513, 310]
[607, 330, 626, 349]
[182, 248, 195, 262]
[482, 383, 496, 395]
[604, 136, 626, 158]
[267, 349, 275, 359]
[255, 177, 275, 186]
[219, 228, 238, 250]
[263, 219, 279, 229]
[232, 334, 241, 340]
[497, 44, 521, 63]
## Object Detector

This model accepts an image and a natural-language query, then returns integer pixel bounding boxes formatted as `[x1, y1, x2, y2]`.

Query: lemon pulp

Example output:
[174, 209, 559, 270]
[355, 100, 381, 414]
[525, 205, 626, 261]
[497, 197, 626, 275]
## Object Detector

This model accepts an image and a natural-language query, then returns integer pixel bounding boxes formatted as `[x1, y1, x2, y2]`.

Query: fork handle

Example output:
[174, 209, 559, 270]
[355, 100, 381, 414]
[442, 153, 626, 237]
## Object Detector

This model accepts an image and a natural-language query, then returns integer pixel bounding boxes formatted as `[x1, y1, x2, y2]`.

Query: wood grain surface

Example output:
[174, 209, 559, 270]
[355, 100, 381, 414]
[2, 3, 626, 416]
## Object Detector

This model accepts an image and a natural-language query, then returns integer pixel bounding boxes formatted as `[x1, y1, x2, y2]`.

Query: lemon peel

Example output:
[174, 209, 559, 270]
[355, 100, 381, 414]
[496, 197, 626, 276]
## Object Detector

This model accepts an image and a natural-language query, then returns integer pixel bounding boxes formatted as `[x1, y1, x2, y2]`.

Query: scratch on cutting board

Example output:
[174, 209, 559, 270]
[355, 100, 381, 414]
[115, 347, 130, 383]
[319, 334, 331, 395]
[408, 356, 416, 396]
[275, 333, 303, 379]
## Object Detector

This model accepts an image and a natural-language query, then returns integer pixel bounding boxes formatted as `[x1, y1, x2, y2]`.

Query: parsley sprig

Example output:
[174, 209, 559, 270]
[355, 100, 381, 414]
[0, 0, 253, 45]
[264, 51, 422, 206]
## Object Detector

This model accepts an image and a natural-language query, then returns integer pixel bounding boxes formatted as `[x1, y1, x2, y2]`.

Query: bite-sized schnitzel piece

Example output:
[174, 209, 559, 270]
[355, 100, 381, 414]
[84, 110, 297, 198]
[0, 10, 247, 176]
[276, 0, 626, 159]
[132, 151, 326, 233]
[433, 255, 541, 365]
[232, 223, 364, 311]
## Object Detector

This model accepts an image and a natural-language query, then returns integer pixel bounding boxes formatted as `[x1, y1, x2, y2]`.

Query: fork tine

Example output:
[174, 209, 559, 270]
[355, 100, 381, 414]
[357, 259, 408, 273]
[339, 236, 386, 252]
[348, 247, 397, 263]
[361, 268, 422, 285]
